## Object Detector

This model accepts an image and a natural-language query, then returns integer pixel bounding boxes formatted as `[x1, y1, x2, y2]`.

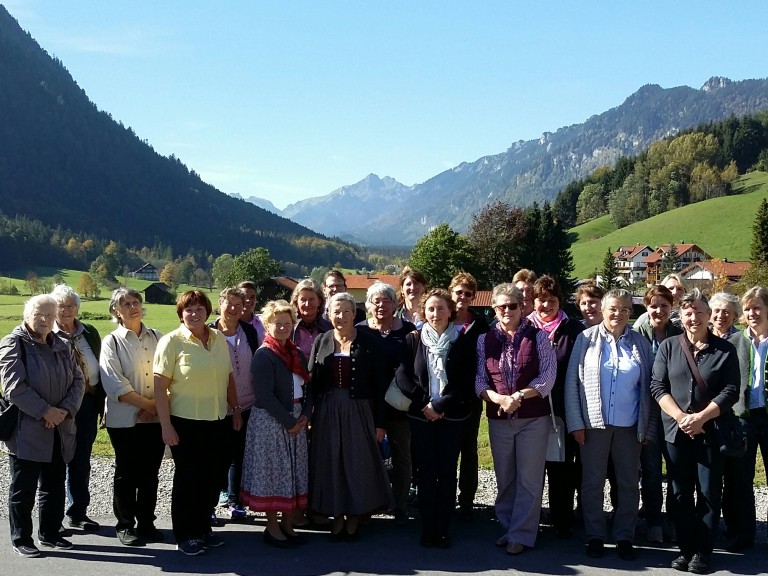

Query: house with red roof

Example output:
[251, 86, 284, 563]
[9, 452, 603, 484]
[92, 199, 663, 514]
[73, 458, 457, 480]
[644, 243, 711, 285]
[613, 245, 654, 285]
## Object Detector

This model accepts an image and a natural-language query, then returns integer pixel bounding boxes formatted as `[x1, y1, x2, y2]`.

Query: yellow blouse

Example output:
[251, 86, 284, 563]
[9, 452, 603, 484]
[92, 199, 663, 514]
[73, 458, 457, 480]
[154, 324, 231, 421]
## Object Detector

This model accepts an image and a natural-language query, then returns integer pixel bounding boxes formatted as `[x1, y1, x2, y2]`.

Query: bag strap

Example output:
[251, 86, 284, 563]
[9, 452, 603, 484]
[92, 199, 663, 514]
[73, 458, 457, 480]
[678, 333, 710, 401]
[547, 394, 558, 429]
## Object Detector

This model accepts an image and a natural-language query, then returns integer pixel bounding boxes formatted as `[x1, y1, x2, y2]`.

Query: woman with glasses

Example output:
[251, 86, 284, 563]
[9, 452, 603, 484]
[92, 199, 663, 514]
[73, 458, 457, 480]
[529, 275, 584, 539]
[476, 283, 556, 555]
[449, 272, 490, 521]
[100, 288, 164, 546]
[565, 288, 657, 562]
[356, 281, 416, 525]
[209, 287, 260, 521]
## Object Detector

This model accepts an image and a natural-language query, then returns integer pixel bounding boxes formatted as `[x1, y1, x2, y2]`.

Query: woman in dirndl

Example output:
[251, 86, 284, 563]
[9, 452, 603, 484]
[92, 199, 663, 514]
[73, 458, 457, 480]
[240, 300, 312, 548]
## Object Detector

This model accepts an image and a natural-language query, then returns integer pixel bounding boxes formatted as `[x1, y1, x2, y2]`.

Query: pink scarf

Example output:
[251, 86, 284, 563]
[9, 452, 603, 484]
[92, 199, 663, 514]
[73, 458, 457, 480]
[528, 309, 567, 342]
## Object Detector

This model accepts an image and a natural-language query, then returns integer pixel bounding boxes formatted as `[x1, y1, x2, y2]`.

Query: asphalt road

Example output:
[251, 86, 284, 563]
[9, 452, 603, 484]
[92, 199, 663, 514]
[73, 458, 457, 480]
[0, 510, 763, 576]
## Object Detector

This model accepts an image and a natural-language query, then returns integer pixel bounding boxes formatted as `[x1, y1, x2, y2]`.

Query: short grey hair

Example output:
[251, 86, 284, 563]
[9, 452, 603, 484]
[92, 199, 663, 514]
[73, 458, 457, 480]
[365, 281, 397, 313]
[108, 287, 145, 324]
[491, 283, 523, 306]
[23, 294, 58, 324]
[50, 284, 81, 310]
[680, 288, 710, 312]
[709, 292, 741, 317]
[328, 292, 357, 313]
[602, 288, 632, 309]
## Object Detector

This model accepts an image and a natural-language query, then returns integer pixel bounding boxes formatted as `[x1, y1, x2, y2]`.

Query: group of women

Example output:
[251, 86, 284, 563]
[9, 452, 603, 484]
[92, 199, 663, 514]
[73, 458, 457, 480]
[1, 269, 765, 575]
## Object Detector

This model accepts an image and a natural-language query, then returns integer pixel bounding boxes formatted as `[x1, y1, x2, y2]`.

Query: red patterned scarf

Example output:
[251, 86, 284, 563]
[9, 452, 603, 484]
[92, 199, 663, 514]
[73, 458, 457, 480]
[263, 334, 309, 382]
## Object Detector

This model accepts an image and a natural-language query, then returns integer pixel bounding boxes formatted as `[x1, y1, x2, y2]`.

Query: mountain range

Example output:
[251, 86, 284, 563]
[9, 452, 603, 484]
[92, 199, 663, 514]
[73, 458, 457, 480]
[253, 76, 768, 245]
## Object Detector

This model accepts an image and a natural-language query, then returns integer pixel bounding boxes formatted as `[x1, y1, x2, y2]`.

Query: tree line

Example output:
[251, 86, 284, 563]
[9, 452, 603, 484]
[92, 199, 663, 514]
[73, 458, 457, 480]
[553, 112, 768, 230]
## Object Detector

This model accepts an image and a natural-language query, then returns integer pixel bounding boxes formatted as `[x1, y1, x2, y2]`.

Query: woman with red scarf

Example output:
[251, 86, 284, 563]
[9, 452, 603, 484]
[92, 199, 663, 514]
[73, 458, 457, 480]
[528, 275, 585, 538]
[240, 300, 312, 549]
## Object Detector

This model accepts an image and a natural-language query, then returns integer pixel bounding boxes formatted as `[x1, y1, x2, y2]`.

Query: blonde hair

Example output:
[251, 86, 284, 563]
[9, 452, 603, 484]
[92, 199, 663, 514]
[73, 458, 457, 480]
[260, 299, 296, 326]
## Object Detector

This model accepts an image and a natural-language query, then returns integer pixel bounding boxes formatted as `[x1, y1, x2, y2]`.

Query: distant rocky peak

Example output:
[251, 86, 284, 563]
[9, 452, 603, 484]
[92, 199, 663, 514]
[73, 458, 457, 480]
[701, 76, 733, 92]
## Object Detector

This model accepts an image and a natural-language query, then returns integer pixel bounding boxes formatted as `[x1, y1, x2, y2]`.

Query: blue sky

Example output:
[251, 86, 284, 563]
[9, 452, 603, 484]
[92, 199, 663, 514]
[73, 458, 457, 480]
[5, 1, 768, 209]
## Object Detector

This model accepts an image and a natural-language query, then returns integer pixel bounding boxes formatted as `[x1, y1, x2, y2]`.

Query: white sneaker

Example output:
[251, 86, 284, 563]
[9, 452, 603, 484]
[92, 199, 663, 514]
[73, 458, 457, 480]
[647, 525, 663, 543]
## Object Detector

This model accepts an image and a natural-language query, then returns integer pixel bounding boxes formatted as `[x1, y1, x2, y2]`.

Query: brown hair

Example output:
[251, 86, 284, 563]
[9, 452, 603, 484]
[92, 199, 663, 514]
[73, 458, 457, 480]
[448, 272, 478, 295]
[176, 290, 213, 320]
[533, 275, 562, 302]
[574, 282, 605, 303]
[643, 285, 674, 307]
[398, 266, 428, 306]
[323, 269, 347, 287]
[420, 288, 457, 322]
[512, 268, 537, 284]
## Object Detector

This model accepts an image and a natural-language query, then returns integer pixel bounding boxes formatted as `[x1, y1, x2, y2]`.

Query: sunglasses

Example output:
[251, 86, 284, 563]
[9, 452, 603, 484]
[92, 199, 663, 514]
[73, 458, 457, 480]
[495, 303, 520, 312]
[453, 290, 474, 298]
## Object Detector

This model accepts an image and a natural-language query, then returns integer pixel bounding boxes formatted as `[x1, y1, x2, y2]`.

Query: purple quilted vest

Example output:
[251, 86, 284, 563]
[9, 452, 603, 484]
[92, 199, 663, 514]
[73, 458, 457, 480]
[482, 324, 549, 420]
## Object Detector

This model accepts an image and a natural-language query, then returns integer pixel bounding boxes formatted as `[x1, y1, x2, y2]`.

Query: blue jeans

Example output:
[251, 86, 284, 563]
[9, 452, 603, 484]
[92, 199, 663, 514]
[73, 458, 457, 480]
[666, 430, 722, 560]
[65, 392, 100, 520]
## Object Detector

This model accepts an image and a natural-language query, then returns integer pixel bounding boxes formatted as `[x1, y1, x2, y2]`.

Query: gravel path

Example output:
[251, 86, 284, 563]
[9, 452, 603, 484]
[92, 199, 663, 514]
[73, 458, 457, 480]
[0, 454, 766, 543]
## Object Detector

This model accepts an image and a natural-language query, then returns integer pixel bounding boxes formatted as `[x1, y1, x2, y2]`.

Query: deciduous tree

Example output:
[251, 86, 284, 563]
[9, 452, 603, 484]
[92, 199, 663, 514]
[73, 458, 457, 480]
[225, 247, 282, 287]
[409, 224, 477, 289]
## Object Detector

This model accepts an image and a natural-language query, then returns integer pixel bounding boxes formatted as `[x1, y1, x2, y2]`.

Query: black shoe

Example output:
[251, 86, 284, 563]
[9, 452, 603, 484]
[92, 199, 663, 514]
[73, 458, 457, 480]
[457, 505, 473, 521]
[671, 555, 690, 572]
[68, 516, 99, 531]
[117, 528, 142, 546]
[176, 539, 205, 556]
[280, 526, 307, 545]
[586, 538, 604, 558]
[263, 529, 294, 549]
[688, 554, 709, 574]
[420, 533, 436, 548]
[136, 526, 165, 542]
[38, 535, 73, 550]
[616, 540, 636, 561]
[201, 531, 224, 548]
[12, 543, 40, 558]
[725, 536, 754, 553]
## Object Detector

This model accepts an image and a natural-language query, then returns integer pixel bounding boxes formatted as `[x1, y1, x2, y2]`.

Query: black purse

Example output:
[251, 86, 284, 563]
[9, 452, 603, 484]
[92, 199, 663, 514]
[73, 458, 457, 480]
[0, 395, 19, 441]
[678, 334, 746, 458]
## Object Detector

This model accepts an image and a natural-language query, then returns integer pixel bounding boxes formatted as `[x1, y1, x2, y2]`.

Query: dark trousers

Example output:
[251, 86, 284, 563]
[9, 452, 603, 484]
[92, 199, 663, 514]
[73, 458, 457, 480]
[107, 423, 165, 530]
[226, 409, 250, 506]
[722, 408, 768, 543]
[169, 416, 228, 543]
[457, 399, 482, 509]
[66, 392, 100, 520]
[8, 430, 66, 545]
[545, 432, 580, 532]
[666, 431, 722, 560]
[410, 417, 464, 538]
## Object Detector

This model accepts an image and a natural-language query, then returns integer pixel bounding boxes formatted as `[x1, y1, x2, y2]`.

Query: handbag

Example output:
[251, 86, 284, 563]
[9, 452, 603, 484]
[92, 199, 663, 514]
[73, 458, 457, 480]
[0, 336, 25, 442]
[678, 334, 747, 458]
[0, 395, 19, 442]
[385, 378, 412, 411]
[545, 394, 565, 462]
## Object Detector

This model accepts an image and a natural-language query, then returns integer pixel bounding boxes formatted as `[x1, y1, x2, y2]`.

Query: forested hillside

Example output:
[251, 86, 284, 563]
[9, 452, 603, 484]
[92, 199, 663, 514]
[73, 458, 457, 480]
[0, 7, 367, 271]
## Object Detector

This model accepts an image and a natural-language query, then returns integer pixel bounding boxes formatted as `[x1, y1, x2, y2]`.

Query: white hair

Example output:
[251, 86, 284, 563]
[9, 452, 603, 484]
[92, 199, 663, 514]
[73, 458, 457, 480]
[23, 294, 58, 324]
[50, 284, 81, 310]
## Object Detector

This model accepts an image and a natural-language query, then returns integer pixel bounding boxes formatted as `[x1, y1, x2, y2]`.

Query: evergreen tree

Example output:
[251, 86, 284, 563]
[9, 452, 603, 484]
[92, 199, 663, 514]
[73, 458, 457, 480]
[750, 199, 768, 266]
[600, 248, 620, 290]
[660, 244, 680, 276]
[467, 201, 529, 287]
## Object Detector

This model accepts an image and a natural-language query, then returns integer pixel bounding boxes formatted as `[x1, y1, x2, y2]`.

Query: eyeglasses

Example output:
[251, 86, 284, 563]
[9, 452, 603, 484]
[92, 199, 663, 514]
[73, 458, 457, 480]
[453, 290, 474, 298]
[607, 307, 632, 316]
[495, 303, 520, 312]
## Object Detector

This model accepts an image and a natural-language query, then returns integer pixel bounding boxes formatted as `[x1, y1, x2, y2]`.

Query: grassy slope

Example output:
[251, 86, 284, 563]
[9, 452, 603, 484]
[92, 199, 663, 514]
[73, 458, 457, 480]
[570, 171, 768, 278]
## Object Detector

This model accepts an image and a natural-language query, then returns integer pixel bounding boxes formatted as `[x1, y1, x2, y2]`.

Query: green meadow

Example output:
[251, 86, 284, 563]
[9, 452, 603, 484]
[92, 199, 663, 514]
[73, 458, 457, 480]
[570, 171, 768, 279]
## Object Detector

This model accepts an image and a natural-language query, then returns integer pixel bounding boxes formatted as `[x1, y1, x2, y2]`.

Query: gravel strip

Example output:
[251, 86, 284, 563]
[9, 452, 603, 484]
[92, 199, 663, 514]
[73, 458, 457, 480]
[0, 454, 765, 543]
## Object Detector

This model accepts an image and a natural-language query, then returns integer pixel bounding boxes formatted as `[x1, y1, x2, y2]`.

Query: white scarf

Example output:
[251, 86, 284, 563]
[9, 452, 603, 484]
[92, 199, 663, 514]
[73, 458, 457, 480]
[421, 323, 460, 399]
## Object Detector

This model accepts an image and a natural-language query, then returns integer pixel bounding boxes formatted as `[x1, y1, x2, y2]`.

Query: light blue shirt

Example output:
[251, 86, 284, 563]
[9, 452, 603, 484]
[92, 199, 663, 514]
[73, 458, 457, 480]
[600, 330, 641, 426]
[749, 334, 767, 410]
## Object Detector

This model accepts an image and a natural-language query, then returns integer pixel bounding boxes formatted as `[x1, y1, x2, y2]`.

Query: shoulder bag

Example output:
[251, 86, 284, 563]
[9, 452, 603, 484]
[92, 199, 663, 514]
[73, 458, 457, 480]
[0, 337, 24, 441]
[678, 334, 746, 458]
[545, 394, 565, 462]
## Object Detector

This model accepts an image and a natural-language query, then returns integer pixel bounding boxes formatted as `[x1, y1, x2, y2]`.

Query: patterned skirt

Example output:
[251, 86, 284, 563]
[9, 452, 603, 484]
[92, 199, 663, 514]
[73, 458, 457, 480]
[310, 388, 392, 517]
[240, 404, 308, 512]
